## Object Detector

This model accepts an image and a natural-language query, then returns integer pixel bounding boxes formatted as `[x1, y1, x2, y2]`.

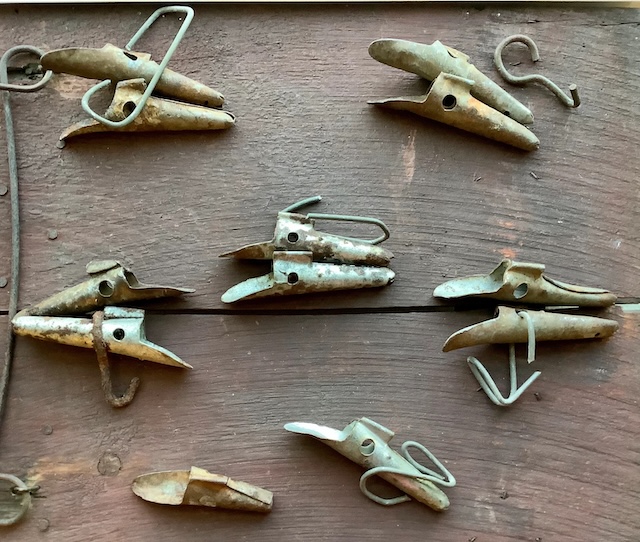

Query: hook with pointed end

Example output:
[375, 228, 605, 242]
[92, 310, 140, 408]
[466, 311, 541, 407]
[494, 34, 581, 108]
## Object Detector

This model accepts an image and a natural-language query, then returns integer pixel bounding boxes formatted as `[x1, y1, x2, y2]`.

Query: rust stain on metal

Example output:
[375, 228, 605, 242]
[60, 78, 235, 141]
[285, 417, 455, 511]
[370, 72, 539, 151]
[434, 259, 617, 307]
[41, 44, 224, 107]
[443, 306, 618, 351]
[369, 38, 534, 124]
[221, 198, 395, 302]
[132, 467, 273, 512]
[20, 260, 193, 317]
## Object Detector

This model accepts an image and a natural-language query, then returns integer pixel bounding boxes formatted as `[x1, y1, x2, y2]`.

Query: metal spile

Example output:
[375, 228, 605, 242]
[60, 79, 235, 141]
[443, 306, 619, 352]
[285, 417, 455, 511]
[20, 260, 194, 317]
[41, 43, 225, 108]
[370, 72, 539, 151]
[132, 467, 273, 513]
[369, 38, 534, 125]
[12, 260, 193, 407]
[434, 259, 617, 307]
[220, 196, 395, 302]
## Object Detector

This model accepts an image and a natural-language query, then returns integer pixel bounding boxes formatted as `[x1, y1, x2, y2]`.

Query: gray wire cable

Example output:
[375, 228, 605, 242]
[0, 46, 50, 433]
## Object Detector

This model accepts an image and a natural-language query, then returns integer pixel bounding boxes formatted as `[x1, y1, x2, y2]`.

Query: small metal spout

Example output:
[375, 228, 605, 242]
[132, 466, 273, 512]
[370, 73, 539, 151]
[369, 38, 533, 125]
[434, 259, 617, 307]
[221, 251, 395, 302]
[41, 43, 224, 107]
[20, 260, 193, 317]
[60, 78, 235, 141]
[442, 306, 618, 352]
[285, 417, 455, 511]
[12, 306, 191, 368]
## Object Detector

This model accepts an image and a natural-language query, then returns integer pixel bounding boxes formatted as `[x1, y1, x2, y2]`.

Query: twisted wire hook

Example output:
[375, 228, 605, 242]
[467, 310, 542, 407]
[494, 34, 580, 108]
[359, 440, 456, 505]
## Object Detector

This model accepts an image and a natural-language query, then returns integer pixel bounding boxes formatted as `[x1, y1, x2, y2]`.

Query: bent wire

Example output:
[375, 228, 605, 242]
[38, 6, 233, 138]
[220, 196, 395, 302]
[0, 46, 51, 526]
[285, 417, 455, 511]
[443, 307, 619, 406]
[132, 466, 273, 512]
[12, 261, 194, 408]
[368, 39, 539, 151]
[434, 259, 617, 307]
[494, 34, 581, 108]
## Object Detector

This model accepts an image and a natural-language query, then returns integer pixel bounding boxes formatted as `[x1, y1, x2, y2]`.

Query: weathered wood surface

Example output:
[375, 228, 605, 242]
[0, 4, 639, 542]
[0, 5, 638, 311]
[1, 309, 639, 541]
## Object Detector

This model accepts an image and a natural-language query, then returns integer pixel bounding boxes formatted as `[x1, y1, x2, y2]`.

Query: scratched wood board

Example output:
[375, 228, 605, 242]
[0, 5, 638, 312]
[0, 308, 638, 541]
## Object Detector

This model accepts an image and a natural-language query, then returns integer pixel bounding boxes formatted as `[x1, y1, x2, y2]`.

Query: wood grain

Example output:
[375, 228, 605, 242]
[0, 308, 638, 541]
[0, 5, 638, 311]
[0, 4, 639, 542]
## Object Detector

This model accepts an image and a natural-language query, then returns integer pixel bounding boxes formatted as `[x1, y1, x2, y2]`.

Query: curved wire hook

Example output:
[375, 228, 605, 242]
[494, 34, 580, 108]
[466, 311, 542, 407]
[0, 473, 32, 526]
[359, 440, 456, 505]
[0, 46, 53, 92]
[282, 196, 390, 245]
[81, 5, 194, 129]
[92, 311, 141, 408]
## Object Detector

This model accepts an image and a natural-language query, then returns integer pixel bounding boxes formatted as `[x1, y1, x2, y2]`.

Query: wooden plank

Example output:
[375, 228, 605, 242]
[1, 308, 638, 541]
[0, 4, 638, 311]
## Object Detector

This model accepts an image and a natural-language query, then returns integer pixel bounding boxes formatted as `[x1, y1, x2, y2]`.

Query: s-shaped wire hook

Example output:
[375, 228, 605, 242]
[494, 34, 580, 108]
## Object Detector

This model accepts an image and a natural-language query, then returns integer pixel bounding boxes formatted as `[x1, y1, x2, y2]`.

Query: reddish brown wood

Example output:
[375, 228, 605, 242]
[0, 4, 639, 542]
[0, 5, 638, 311]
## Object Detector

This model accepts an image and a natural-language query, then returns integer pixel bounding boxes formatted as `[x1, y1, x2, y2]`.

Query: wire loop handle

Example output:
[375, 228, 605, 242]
[359, 440, 456, 506]
[0, 46, 52, 92]
[494, 34, 580, 108]
[282, 196, 390, 245]
[81, 6, 194, 128]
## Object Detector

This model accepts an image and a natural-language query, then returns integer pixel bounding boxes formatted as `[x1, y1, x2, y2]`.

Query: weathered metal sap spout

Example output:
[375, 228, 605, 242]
[40, 6, 234, 139]
[434, 259, 617, 307]
[132, 467, 273, 512]
[59, 79, 235, 141]
[20, 260, 193, 316]
[368, 39, 538, 151]
[285, 417, 455, 511]
[369, 38, 534, 124]
[12, 260, 193, 407]
[441, 307, 618, 407]
[220, 196, 395, 302]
